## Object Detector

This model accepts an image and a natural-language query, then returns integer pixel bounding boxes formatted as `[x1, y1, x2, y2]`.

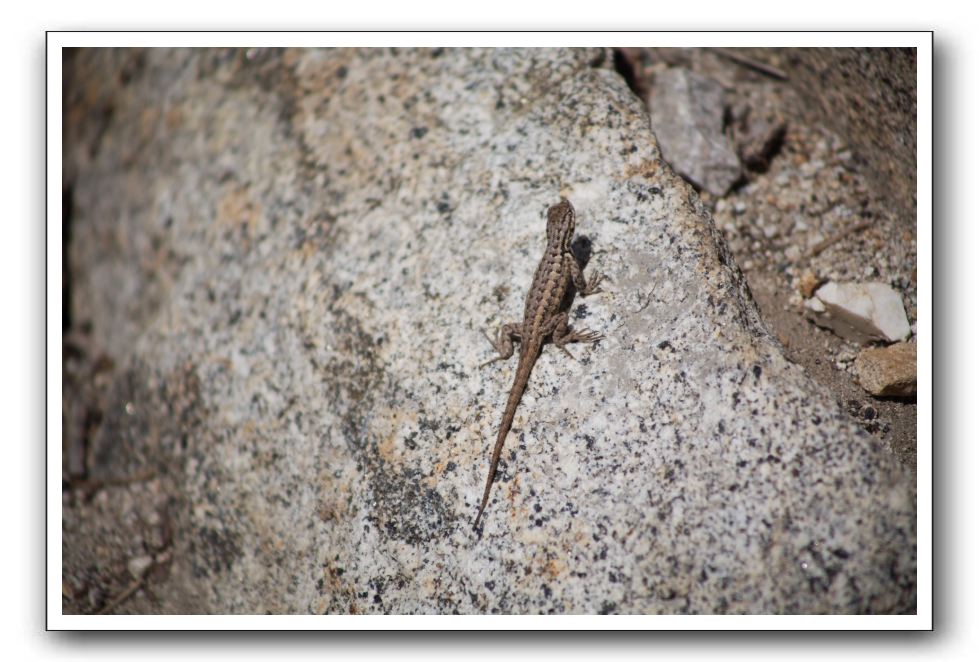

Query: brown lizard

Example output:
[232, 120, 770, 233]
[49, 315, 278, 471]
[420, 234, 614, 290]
[474, 198, 605, 530]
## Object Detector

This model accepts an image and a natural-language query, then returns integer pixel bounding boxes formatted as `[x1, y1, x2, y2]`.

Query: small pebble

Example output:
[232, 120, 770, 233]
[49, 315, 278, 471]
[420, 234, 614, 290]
[798, 271, 821, 298]
[128, 555, 154, 579]
[855, 343, 916, 397]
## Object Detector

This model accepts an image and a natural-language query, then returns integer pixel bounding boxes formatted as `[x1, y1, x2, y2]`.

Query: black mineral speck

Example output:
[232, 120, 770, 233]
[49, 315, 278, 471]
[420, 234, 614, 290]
[410, 126, 428, 139]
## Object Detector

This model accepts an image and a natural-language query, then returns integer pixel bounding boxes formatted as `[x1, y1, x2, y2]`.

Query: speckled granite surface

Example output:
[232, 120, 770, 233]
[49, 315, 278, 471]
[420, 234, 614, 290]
[63, 47, 915, 614]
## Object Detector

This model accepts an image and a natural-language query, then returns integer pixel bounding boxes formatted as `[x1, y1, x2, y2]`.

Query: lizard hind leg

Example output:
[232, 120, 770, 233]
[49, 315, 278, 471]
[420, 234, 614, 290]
[479, 323, 522, 367]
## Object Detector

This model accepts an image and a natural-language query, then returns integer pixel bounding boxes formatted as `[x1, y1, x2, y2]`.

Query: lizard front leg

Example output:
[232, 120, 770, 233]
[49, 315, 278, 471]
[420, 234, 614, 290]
[547, 312, 604, 360]
[566, 253, 606, 297]
[479, 322, 523, 367]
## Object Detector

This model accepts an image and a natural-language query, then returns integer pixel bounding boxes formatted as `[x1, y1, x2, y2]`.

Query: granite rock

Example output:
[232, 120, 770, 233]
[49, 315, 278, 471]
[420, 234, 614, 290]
[63, 48, 915, 615]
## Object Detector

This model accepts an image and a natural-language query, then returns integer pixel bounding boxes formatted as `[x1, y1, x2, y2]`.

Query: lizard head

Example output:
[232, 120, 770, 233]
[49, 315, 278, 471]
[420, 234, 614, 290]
[546, 198, 575, 251]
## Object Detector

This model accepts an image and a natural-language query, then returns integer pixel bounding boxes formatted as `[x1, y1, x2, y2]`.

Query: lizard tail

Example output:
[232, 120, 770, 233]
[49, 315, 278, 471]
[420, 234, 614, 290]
[473, 344, 538, 530]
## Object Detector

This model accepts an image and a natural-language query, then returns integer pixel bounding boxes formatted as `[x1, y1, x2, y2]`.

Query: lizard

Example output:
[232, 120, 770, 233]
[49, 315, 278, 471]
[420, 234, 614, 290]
[473, 198, 605, 531]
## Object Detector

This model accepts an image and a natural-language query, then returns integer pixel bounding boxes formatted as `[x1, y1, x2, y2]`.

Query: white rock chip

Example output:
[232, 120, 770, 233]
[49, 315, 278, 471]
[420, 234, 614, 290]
[805, 281, 911, 343]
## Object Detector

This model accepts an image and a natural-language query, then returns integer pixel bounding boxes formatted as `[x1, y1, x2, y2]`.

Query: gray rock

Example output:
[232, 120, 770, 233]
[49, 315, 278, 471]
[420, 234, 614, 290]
[64, 48, 914, 615]
[647, 68, 742, 196]
[726, 82, 788, 172]
[806, 281, 912, 343]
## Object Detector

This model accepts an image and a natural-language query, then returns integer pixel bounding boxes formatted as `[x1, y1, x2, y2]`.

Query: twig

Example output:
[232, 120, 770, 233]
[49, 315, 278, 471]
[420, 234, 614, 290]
[805, 219, 874, 258]
[95, 577, 144, 615]
[711, 48, 788, 81]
